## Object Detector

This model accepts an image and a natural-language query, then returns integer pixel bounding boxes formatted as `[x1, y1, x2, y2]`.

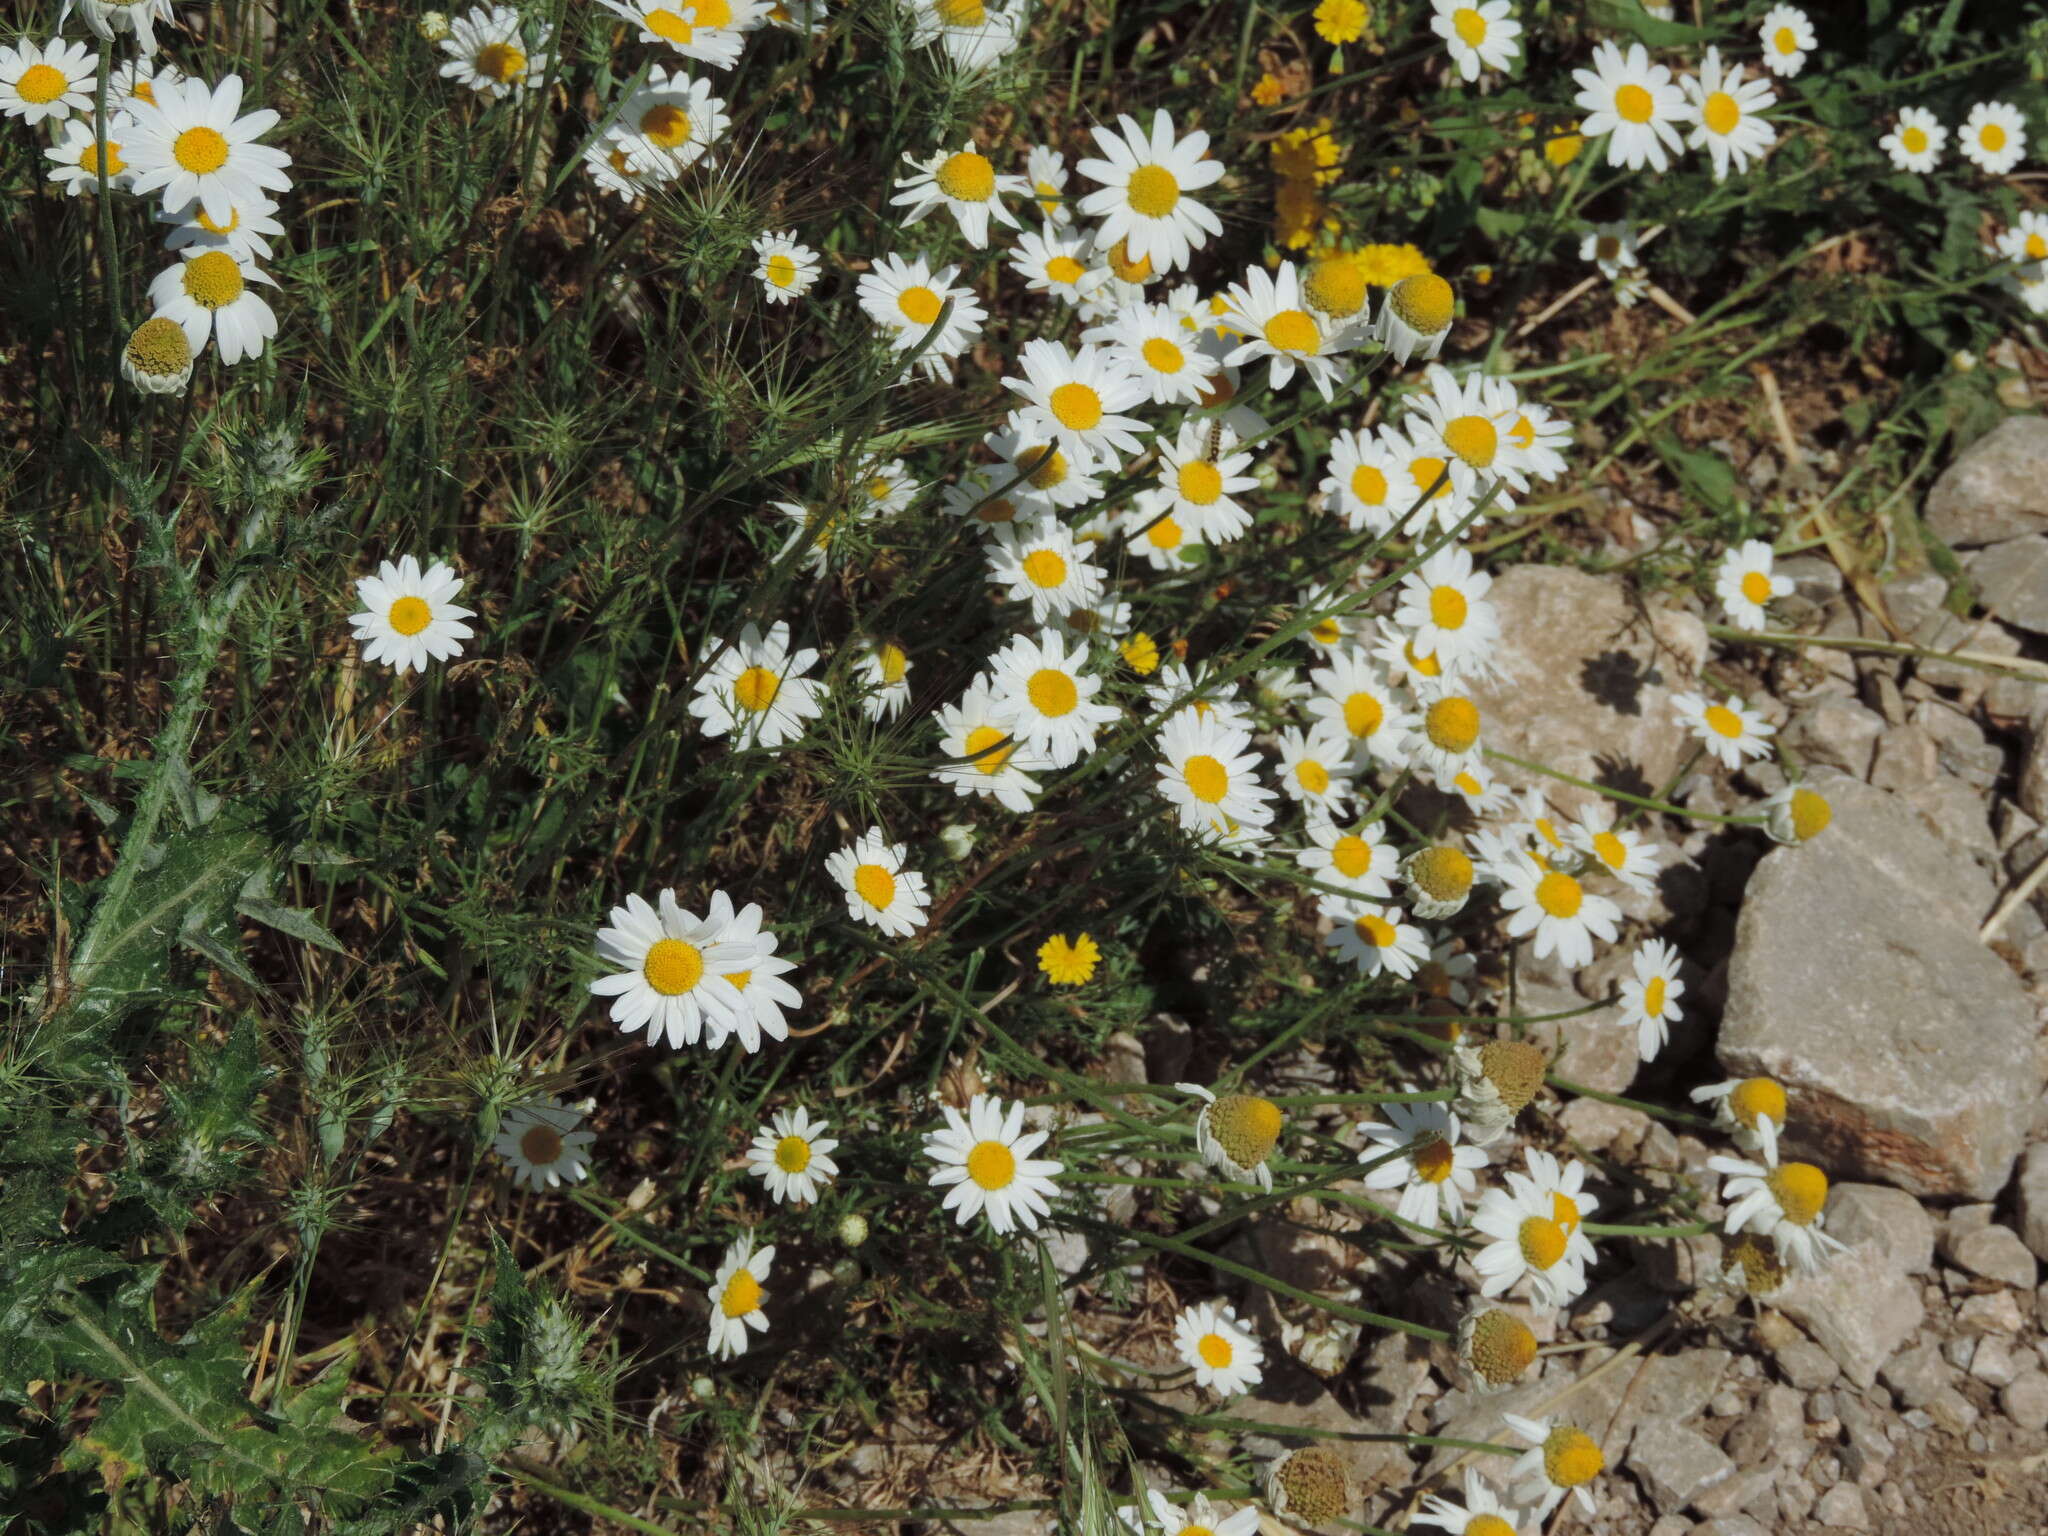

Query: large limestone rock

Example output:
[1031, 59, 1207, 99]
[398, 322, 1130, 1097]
[1924, 415, 2048, 548]
[1718, 774, 2040, 1199]
[1964, 535, 2048, 636]
[1469, 566, 1708, 816]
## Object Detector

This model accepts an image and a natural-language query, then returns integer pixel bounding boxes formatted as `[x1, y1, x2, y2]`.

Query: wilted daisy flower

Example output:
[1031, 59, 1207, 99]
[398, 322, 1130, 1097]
[707, 1232, 774, 1358]
[1325, 897, 1430, 980]
[439, 6, 548, 98]
[1405, 841, 1477, 921]
[747, 1106, 839, 1205]
[705, 890, 802, 1051]
[1008, 227, 1109, 307]
[893, 139, 1025, 247]
[1376, 272, 1456, 366]
[493, 1097, 595, 1190]
[1219, 260, 1365, 401]
[986, 515, 1105, 622]
[1449, 1037, 1547, 1144]
[904, 0, 1023, 71]
[1880, 106, 1946, 173]
[1571, 41, 1686, 172]
[924, 1092, 1063, 1235]
[827, 826, 930, 938]
[1076, 109, 1225, 274]
[1416, 1469, 1535, 1534]
[1430, 0, 1521, 83]
[1680, 47, 1777, 182]
[1319, 425, 1404, 534]
[1615, 936, 1684, 1060]
[752, 230, 820, 304]
[120, 315, 194, 395]
[1502, 1414, 1604, 1521]
[45, 117, 131, 197]
[855, 640, 912, 721]
[1037, 932, 1099, 985]
[1155, 712, 1277, 837]
[1394, 544, 1500, 679]
[1084, 301, 1215, 405]
[1272, 726, 1357, 812]
[857, 252, 986, 381]
[1579, 221, 1639, 279]
[1304, 647, 1414, 767]
[1118, 1490, 1259, 1536]
[1692, 1076, 1787, 1163]
[1356, 1097, 1485, 1228]
[1671, 690, 1774, 770]
[1763, 781, 1831, 845]
[1714, 538, 1790, 631]
[589, 888, 751, 1048]
[417, 10, 453, 40]
[614, 67, 729, 172]
[1265, 1446, 1349, 1527]
[348, 555, 475, 675]
[987, 627, 1120, 768]
[1297, 815, 1398, 900]
[1174, 1300, 1265, 1396]
[60, 0, 182, 55]
[1757, 4, 1816, 77]
[1453, 1309, 1540, 1392]
[1472, 1182, 1586, 1307]
[0, 38, 95, 125]
[933, 678, 1046, 812]
[688, 621, 824, 749]
[1182, 1083, 1286, 1190]
[1057, 592, 1134, 642]
[1959, 100, 2027, 176]
[1496, 858, 1620, 971]
[1711, 1145, 1846, 1275]
[1001, 338, 1151, 465]
[599, 0, 765, 70]
[1143, 418, 1258, 542]
[124, 72, 293, 227]
[147, 250, 278, 365]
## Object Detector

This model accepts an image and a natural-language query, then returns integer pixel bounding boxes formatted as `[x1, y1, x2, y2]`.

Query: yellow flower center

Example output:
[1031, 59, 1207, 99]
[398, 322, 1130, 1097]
[646, 3, 695, 38]
[1773, 25, 1799, 53]
[1125, 163, 1180, 217]
[1197, 1331, 1234, 1368]
[1354, 912, 1397, 949]
[1177, 460, 1224, 505]
[475, 42, 527, 83]
[1302, 256, 1366, 317]
[1518, 1215, 1567, 1269]
[1543, 1426, 1604, 1487]
[1410, 845, 1473, 900]
[765, 252, 798, 287]
[1310, 617, 1342, 644]
[1390, 272, 1454, 333]
[76, 137, 127, 178]
[1545, 133, 1585, 166]
[1033, 178, 1060, 216]
[1453, 7, 1488, 45]
[1534, 870, 1582, 918]
[1413, 1133, 1455, 1183]
[1296, 758, 1331, 794]
[871, 643, 908, 686]
[897, 284, 943, 327]
[1983, 123, 2008, 153]
[131, 76, 158, 104]
[1208, 1094, 1284, 1168]
[1702, 703, 1744, 738]
[1027, 668, 1078, 717]
[1901, 124, 1928, 154]
[1049, 381, 1103, 431]
[1330, 834, 1374, 879]
[639, 102, 691, 147]
[963, 723, 1016, 775]
[733, 665, 781, 712]
[1141, 335, 1185, 372]
[643, 937, 705, 996]
[1044, 253, 1086, 285]
[1768, 1161, 1827, 1224]
[1453, 770, 1483, 798]
[1551, 1190, 1582, 1232]
[1184, 754, 1230, 804]
[774, 1135, 811, 1173]
[1411, 455, 1453, 498]
[694, 0, 733, 23]
[1107, 238, 1153, 282]
[719, 1267, 761, 1318]
[1789, 787, 1831, 840]
[196, 206, 241, 234]
[519, 1123, 565, 1164]
[1406, 641, 1443, 679]
[1642, 975, 1666, 1015]
[1274, 1448, 1348, 1524]
[1263, 307, 1322, 354]
[976, 496, 1017, 524]
[934, 0, 986, 21]
[1442, 414, 1498, 468]
[181, 249, 245, 308]
[1147, 515, 1185, 550]
[852, 863, 897, 911]
[1728, 1075, 1787, 1128]
[1467, 1308, 1538, 1385]
[1020, 445, 1067, 489]
[935, 149, 995, 201]
[1343, 689, 1384, 738]
[1425, 696, 1480, 754]
[16, 62, 67, 104]
[123, 316, 191, 377]
[2028, 234, 2048, 261]
[966, 1139, 1016, 1189]
[1021, 548, 1068, 588]
[1350, 463, 1389, 505]
[727, 969, 751, 992]
[1703, 90, 1742, 137]
[1429, 585, 1468, 630]
[387, 595, 432, 636]
[1740, 569, 1774, 605]
[1614, 83, 1655, 124]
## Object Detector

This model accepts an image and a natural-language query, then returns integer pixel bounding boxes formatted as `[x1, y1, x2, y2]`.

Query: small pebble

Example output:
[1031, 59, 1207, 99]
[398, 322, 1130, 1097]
[1807, 1391, 1836, 1422]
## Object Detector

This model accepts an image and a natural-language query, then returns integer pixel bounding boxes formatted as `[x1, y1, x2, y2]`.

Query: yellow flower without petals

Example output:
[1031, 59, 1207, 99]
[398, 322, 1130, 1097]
[1037, 933, 1100, 986]
[1314, 0, 1368, 46]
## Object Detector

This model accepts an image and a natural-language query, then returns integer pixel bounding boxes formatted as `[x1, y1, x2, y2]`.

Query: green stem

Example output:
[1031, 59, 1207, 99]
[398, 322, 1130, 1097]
[1484, 749, 1762, 827]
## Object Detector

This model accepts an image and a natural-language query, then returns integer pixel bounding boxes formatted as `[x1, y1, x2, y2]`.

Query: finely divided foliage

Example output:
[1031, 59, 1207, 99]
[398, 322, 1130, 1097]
[2, 0, 2036, 1531]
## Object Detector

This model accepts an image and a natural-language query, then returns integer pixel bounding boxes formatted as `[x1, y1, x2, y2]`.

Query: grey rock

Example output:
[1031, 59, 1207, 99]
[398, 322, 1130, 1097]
[1466, 565, 1708, 818]
[1824, 1184, 1935, 1275]
[1784, 695, 1886, 778]
[2024, 728, 2048, 823]
[1912, 699, 2006, 791]
[1924, 415, 2048, 548]
[1957, 1288, 2027, 1335]
[1945, 1336, 1978, 1371]
[2001, 1369, 2048, 1431]
[1902, 775, 2000, 863]
[1813, 1481, 1870, 1531]
[1867, 722, 1940, 792]
[1708, 1387, 1744, 1418]
[1771, 1239, 1925, 1390]
[1970, 1336, 2021, 1387]
[1928, 1384, 1980, 1435]
[1691, 1468, 1776, 1520]
[1556, 1095, 1651, 1156]
[1763, 1322, 1840, 1392]
[1775, 1476, 1819, 1524]
[1922, 616, 2025, 706]
[2016, 1143, 2048, 1261]
[1692, 1518, 1768, 1536]
[1723, 1383, 1805, 1467]
[1965, 534, 2048, 635]
[1946, 1223, 2040, 1289]
[1808, 1389, 1837, 1423]
[1718, 774, 2038, 1199]
[1880, 1342, 1953, 1410]
[1637, 1348, 1732, 1421]
[1628, 1417, 1734, 1515]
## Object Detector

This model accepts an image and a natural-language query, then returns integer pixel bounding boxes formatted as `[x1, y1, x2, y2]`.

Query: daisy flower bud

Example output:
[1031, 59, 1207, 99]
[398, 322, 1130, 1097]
[120, 315, 194, 396]
[1450, 1038, 1547, 1144]
[1181, 1084, 1285, 1190]
[1265, 1445, 1349, 1526]
[1375, 271, 1454, 365]
[1455, 1306, 1540, 1389]
[1763, 782, 1832, 845]
[836, 1212, 869, 1249]
[417, 10, 452, 41]
[1404, 843, 1475, 919]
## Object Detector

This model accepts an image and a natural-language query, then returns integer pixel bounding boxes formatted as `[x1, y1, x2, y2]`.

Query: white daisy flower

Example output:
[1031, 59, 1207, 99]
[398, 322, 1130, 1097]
[987, 626, 1120, 768]
[1691, 1076, 1787, 1164]
[1500, 789, 1579, 874]
[1429, 0, 1521, 83]
[1959, 100, 2027, 176]
[588, 888, 754, 1047]
[1324, 897, 1431, 980]
[704, 890, 802, 1051]
[1295, 583, 1362, 653]
[1272, 725, 1357, 812]
[1441, 760, 1508, 817]
[1469, 1185, 1588, 1308]
[123, 71, 293, 227]
[855, 640, 912, 721]
[147, 250, 277, 366]
[985, 515, 1105, 621]
[1021, 141, 1070, 225]
[1413, 932, 1478, 1008]
[1154, 711, 1277, 839]
[614, 67, 729, 172]
[1762, 781, 1832, 845]
[493, 1096, 595, 1190]
[771, 500, 850, 577]
[58, 0, 181, 57]
[597, 0, 766, 71]
[764, 0, 829, 32]
[853, 456, 920, 517]
[1504, 399, 1573, 484]
[584, 130, 657, 201]
[1757, 4, 1816, 78]
[688, 621, 824, 750]
[1409, 691, 1487, 784]
[940, 467, 1028, 531]
[747, 1106, 840, 1205]
[1565, 799, 1662, 895]
[1998, 211, 2048, 268]
[1570, 40, 1686, 172]
[1713, 537, 1790, 630]
[1617, 936, 1684, 1060]
[157, 193, 285, 264]
[1879, 106, 1946, 173]
[1679, 47, 1777, 182]
[933, 678, 1046, 813]
[1710, 1145, 1847, 1276]
[1578, 221, 1640, 279]
[1295, 814, 1398, 900]
[1173, 1300, 1266, 1396]
[1408, 365, 1535, 503]
[1413, 1467, 1537, 1536]
[120, 316, 193, 395]
[1305, 646, 1415, 768]
[826, 826, 930, 938]
[1388, 425, 1482, 539]
[1218, 260, 1366, 401]
[1671, 690, 1774, 769]
[1082, 301, 1216, 405]
[1501, 1414, 1605, 1522]
[1393, 542, 1501, 679]
[1001, 338, 1151, 466]
[1122, 501, 1208, 571]
[1007, 226, 1111, 307]
[348, 555, 475, 674]
[1075, 109, 1225, 274]
[892, 139, 1026, 248]
[1357, 1097, 1485, 1230]
[1144, 660, 1253, 734]
[110, 58, 181, 112]
[1182, 1083, 1285, 1190]
[1054, 592, 1134, 641]
[1319, 424, 1405, 534]
[1117, 1490, 1260, 1536]
[1495, 859, 1620, 971]
[981, 425, 1107, 514]
[0, 37, 95, 125]
[904, 0, 1023, 72]
[924, 1092, 1063, 1235]
[706, 1232, 774, 1358]
[1142, 417, 1258, 543]
[45, 117, 134, 197]
[439, 6, 548, 98]
[1374, 272, 1456, 367]
[754, 230, 821, 303]
[1507, 1149, 1600, 1270]
[856, 252, 987, 381]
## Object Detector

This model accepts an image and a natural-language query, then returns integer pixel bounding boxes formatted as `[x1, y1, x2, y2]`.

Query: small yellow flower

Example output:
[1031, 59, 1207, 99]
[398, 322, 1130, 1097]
[1314, 0, 1368, 47]
[1544, 133, 1585, 167]
[1251, 71, 1285, 107]
[1271, 119, 1343, 186]
[1121, 631, 1161, 675]
[1037, 933, 1100, 986]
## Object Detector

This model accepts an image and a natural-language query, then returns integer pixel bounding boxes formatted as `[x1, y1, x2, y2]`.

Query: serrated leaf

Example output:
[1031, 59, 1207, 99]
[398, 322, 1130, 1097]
[178, 908, 263, 989]
[236, 895, 346, 956]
